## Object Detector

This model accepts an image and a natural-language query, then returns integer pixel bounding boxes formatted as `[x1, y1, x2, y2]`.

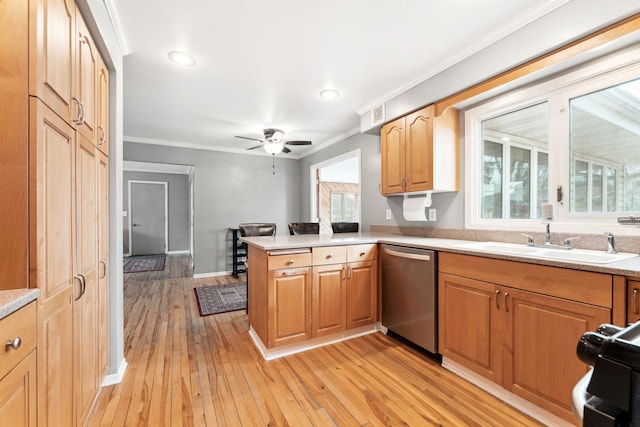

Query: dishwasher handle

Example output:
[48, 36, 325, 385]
[382, 247, 431, 261]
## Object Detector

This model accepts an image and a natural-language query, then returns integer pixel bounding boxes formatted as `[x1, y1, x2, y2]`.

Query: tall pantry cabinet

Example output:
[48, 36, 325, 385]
[29, 0, 110, 425]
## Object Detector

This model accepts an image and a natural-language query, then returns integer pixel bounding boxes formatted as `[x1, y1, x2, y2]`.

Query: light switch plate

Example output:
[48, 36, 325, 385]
[386, 209, 392, 220]
[429, 209, 436, 221]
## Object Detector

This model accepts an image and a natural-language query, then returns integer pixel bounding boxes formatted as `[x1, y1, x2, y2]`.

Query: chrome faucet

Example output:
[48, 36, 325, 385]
[544, 222, 552, 245]
[605, 232, 617, 254]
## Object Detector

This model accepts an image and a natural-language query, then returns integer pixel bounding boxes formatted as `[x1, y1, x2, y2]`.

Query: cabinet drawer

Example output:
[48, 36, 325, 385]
[347, 244, 377, 262]
[268, 252, 312, 270]
[0, 302, 36, 380]
[313, 246, 347, 266]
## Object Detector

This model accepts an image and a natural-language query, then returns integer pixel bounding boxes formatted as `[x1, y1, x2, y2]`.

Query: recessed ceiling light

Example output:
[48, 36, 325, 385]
[168, 50, 196, 67]
[319, 89, 340, 99]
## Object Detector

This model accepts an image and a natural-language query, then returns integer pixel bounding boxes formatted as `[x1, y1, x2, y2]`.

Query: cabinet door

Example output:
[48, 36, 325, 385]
[380, 116, 405, 195]
[97, 56, 109, 155]
[30, 98, 75, 427]
[75, 134, 98, 426]
[439, 273, 502, 383]
[0, 351, 37, 427]
[346, 260, 377, 329]
[628, 280, 640, 324]
[97, 152, 109, 378]
[405, 105, 434, 192]
[29, 0, 76, 124]
[75, 11, 98, 144]
[504, 288, 610, 422]
[0, 0, 29, 290]
[268, 268, 311, 347]
[312, 264, 346, 337]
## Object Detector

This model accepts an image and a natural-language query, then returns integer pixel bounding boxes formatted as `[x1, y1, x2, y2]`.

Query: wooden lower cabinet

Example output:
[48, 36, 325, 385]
[0, 351, 37, 427]
[312, 264, 346, 337]
[439, 253, 612, 423]
[345, 260, 377, 330]
[268, 267, 312, 347]
[628, 280, 640, 324]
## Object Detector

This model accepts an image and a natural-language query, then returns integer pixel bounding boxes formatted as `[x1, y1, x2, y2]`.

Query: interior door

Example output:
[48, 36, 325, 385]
[130, 181, 167, 255]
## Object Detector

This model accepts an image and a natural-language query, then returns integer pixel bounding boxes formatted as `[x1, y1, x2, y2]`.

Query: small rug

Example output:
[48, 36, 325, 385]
[194, 283, 247, 316]
[123, 254, 166, 273]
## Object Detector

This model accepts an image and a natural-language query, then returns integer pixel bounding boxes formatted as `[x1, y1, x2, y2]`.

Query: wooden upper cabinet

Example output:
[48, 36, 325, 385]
[29, 0, 76, 123]
[381, 116, 405, 194]
[97, 56, 109, 155]
[75, 12, 98, 144]
[405, 106, 434, 192]
[380, 105, 459, 195]
[0, 0, 29, 290]
[97, 152, 109, 378]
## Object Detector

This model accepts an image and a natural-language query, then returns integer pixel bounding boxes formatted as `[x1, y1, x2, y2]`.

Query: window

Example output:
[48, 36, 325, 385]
[466, 50, 640, 234]
[330, 192, 358, 222]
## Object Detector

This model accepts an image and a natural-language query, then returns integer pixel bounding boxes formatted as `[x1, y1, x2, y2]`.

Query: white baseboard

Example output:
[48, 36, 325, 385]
[123, 253, 131, 257]
[249, 323, 382, 361]
[167, 250, 190, 254]
[441, 357, 574, 427]
[101, 358, 128, 387]
[193, 270, 233, 279]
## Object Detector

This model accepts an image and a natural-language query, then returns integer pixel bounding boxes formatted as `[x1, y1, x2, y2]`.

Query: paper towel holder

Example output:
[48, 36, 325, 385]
[404, 192, 432, 207]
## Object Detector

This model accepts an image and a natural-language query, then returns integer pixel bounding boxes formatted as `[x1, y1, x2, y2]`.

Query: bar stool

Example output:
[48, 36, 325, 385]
[239, 223, 276, 313]
[288, 222, 320, 235]
[331, 222, 359, 233]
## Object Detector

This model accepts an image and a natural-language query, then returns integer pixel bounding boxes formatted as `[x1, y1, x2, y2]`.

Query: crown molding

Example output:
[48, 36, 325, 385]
[355, 0, 571, 116]
[103, 0, 132, 55]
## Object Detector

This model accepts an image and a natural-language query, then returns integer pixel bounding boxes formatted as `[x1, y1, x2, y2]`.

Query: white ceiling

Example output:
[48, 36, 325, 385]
[116, 0, 571, 158]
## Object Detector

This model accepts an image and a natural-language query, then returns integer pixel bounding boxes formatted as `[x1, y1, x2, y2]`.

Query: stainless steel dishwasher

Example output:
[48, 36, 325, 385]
[381, 244, 437, 354]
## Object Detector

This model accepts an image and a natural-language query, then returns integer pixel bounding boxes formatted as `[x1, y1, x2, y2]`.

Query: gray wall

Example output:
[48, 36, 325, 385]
[123, 171, 190, 254]
[299, 131, 465, 231]
[124, 142, 301, 274]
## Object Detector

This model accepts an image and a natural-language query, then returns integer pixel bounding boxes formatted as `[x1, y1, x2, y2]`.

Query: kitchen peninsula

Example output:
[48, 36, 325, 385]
[243, 231, 640, 424]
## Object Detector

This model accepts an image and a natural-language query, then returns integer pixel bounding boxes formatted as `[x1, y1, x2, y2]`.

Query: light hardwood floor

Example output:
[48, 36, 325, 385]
[87, 254, 543, 426]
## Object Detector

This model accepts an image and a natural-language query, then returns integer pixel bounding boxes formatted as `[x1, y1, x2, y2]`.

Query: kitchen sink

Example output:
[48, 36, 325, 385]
[452, 241, 639, 264]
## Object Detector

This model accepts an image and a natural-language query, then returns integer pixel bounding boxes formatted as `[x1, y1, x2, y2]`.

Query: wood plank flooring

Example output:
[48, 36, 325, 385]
[87, 254, 544, 426]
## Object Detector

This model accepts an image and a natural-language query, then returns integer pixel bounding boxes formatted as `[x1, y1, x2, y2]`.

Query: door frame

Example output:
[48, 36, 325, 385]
[123, 161, 194, 258]
[127, 180, 168, 256]
[309, 148, 361, 228]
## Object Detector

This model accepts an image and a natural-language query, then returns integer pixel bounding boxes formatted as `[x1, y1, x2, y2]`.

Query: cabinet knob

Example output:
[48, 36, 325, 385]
[359, 252, 366, 257]
[326, 254, 332, 259]
[287, 260, 295, 265]
[5, 337, 21, 350]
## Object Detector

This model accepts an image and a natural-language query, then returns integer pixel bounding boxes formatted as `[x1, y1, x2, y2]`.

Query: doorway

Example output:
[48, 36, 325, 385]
[128, 181, 168, 255]
[310, 149, 361, 234]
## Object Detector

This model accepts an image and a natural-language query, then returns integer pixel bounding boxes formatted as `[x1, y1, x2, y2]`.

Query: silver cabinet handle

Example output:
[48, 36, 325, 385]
[504, 292, 510, 312]
[78, 100, 85, 125]
[634, 288, 639, 315]
[348, 266, 352, 279]
[99, 260, 107, 279]
[74, 274, 83, 300]
[72, 97, 82, 124]
[98, 126, 106, 145]
[78, 273, 86, 298]
[495, 290, 500, 309]
[6, 337, 21, 350]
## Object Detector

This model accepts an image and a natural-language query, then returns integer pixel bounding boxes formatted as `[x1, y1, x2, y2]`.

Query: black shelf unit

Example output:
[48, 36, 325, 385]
[230, 228, 246, 278]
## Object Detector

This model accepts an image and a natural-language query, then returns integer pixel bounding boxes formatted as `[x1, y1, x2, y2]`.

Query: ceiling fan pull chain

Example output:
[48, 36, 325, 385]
[272, 155, 276, 175]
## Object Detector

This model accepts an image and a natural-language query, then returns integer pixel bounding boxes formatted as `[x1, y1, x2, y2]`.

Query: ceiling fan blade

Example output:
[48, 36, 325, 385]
[235, 135, 264, 143]
[282, 146, 292, 154]
[247, 144, 263, 150]
[285, 140, 312, 146]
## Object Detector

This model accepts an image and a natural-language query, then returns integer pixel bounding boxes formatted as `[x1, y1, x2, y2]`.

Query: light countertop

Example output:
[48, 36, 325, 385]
[241, 232, 640, 276]
[0, 289, 40, 320]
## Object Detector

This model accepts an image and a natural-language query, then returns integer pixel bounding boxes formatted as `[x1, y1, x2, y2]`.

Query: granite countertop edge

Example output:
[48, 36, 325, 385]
[0, 289, 40, 320]
[241, 232, 640, 276]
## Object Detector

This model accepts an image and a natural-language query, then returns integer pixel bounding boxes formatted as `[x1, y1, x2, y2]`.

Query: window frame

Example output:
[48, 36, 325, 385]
[464, 47, 640, 235]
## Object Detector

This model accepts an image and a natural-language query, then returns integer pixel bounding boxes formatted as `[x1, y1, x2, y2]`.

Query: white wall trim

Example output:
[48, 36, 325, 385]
[167, 250, 190, 255]
[127, 180, 168, 255]
[193, 270, 234, 279]
[309, 149, 362, 224]
[101, 358, 128, 386]
[124, 160, 193, 175]
[102, 0, 132, 56]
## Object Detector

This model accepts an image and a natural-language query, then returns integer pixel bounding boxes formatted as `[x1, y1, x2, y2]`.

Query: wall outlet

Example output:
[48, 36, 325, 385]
[386, 209, 392, 220]
[428, 208, 436, 221]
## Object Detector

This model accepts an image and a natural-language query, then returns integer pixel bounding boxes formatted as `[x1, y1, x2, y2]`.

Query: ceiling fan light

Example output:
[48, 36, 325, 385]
[264, 142, 283, 155]
[271, 130, 284, 142]
[320, 89, 340, 99]
[168, 50, 196, 66]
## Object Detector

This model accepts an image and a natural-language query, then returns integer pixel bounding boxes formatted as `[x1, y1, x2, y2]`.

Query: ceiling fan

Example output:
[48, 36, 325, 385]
[235, 128, 312, 155]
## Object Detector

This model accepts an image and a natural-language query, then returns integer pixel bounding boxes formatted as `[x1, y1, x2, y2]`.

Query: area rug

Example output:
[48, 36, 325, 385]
[123, 254, 167, 273]
[194, 283, 247, 316]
